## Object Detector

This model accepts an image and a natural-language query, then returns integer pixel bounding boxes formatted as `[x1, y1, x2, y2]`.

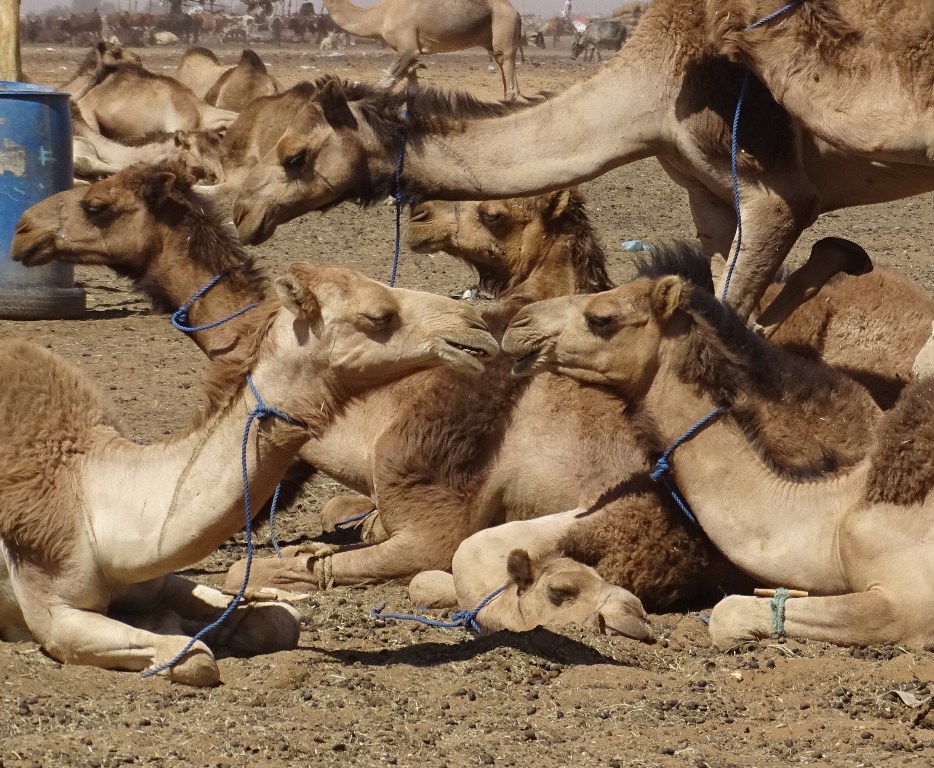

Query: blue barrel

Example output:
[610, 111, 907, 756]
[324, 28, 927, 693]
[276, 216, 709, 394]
[0, 81, 85, 319]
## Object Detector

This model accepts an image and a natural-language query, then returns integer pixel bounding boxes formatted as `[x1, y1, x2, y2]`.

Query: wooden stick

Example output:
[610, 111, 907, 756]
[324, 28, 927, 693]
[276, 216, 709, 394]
[755, 588, 809, 598]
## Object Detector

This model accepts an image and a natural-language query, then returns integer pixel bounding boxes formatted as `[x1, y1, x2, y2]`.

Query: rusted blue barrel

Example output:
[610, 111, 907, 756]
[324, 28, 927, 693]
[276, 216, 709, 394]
[0, 81, 85, 319]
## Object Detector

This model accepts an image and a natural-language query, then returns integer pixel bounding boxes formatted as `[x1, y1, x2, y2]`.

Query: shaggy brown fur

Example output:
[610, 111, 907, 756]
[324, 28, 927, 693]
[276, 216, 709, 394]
[0, 340, 113, 569]
[673, 280, 880, 478]
[865, 379, 934, 507]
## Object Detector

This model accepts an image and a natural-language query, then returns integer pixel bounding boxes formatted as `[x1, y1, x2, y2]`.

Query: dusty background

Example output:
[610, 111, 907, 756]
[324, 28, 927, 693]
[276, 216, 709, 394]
[3, 40, 934, 768]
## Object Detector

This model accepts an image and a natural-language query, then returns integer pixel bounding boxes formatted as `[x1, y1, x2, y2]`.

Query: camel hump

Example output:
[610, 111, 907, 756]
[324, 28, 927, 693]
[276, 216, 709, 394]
[183, 46, 221, 64]
[238, 49, 267, 72]
[865, 379, 934, 507]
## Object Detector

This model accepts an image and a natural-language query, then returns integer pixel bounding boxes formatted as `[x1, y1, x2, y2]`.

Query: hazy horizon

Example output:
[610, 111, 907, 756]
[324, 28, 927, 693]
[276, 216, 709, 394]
[21, 0, 637, 18]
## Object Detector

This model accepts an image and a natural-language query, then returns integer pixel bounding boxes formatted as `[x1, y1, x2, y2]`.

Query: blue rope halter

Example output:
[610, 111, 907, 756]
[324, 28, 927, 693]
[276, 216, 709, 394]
[720, 0, 807, 303]
[370, 585, 507, 635]
[171, 272, 258, 333]
[389, 107, 410, 288]
[650, 405, 728, 527]
[141, 376, 303, 679]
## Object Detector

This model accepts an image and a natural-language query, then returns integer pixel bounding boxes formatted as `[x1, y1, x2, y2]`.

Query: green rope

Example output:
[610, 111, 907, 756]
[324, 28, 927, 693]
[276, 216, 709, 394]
[770, 587, 792, 637]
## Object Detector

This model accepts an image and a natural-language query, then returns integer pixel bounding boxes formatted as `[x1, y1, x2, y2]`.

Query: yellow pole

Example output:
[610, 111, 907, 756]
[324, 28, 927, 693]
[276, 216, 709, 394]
[0, 0, 23, 82]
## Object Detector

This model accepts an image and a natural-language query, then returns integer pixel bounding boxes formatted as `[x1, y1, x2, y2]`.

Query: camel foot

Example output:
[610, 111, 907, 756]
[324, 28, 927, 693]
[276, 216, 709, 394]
[408, 570, 457, 609]
[224, 545, 339, 594]
[209, 601, 301, 656]
[150, 640, 219, 687]
[377, 72, 398, 90]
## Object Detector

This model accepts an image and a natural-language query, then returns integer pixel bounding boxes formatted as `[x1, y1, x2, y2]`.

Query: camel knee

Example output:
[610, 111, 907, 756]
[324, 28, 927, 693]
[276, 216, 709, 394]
[154, 639, 220, 687]
[408, 570, 457, 609]
[708, 595, 769, 650]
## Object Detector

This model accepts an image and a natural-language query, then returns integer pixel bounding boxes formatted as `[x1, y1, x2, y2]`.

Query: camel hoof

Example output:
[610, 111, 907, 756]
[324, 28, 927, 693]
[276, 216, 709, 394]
[708, 595, 766, 650]
[155, 640, 219, 687]
[408, 570, 457, 609]
[214, 602, 301, 656]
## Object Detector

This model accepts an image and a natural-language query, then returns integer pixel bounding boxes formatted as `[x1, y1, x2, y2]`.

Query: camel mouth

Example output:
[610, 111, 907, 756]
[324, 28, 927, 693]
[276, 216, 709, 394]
[435, 334, 499, 372]
[234, 204, 278, 246]
[510, 348, 546, 377]
[593, 611, 656, 644]
[10, 229, 57, 267]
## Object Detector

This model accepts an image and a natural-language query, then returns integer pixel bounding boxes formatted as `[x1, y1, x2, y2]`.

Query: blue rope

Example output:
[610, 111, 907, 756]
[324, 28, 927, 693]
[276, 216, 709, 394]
[370, 585, 507, 635]
[334, 509, 373, 529]
[142, 376, 302, 679]
[171, 272, 258, 333]
[389, 108, 409, 288]
[650, 405, 728, 527]
[720, 0, 806, 304]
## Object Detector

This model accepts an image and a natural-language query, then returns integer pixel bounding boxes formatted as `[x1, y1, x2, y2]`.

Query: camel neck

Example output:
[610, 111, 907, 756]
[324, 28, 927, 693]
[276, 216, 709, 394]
[397, 55, 666, 200]
[83, 337, 330, 583]
[322, 0, 383, 38]
[641, 364, 864, 592]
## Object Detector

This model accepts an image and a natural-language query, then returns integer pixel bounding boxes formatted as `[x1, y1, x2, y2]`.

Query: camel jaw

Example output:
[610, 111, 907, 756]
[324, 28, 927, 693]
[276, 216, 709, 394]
[434, 333, 499, 373]
[10, 228, 58, 267]
[234, 203, 278, 246]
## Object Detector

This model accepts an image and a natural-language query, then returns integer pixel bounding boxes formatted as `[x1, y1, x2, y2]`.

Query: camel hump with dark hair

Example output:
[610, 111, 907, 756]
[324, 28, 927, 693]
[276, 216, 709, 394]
[238, 49, 268, 72]
[865, 379, 934, 507]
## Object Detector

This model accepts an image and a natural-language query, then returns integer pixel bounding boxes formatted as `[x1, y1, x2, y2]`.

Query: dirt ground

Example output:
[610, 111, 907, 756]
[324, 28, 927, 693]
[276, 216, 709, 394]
[4, 40, 934, 768]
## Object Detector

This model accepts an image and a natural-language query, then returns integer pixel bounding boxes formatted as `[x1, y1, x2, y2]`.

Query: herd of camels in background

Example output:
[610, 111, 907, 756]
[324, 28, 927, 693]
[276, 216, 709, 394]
[5, 0, 934, 684]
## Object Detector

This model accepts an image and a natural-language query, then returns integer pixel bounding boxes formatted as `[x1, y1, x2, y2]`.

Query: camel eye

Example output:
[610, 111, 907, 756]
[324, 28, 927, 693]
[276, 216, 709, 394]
[585, 314, 616, 336]
[361, 311, 395, 329]
[547, 584, 580, 605]
[80, 199, 110, 217]
[282, 149, 308, 170]
[479, 210, 507, 231]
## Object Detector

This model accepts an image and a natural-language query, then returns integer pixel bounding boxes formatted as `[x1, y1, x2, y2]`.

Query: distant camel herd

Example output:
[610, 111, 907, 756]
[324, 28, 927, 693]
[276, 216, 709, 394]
[5, 0, 934, 685]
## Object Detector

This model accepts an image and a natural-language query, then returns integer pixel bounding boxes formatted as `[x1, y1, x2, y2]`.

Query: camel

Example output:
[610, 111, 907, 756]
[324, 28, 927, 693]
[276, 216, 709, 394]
[60, 41, 142, 100]
[4, 169, 499, 685]
[493, 252, 934, 649]
[229, 0, 934, 320]
[177, 47, 280, 111]
[321, 0, 522, 100]
[71, 104, 225, 184]
[77, 62, 238, 140]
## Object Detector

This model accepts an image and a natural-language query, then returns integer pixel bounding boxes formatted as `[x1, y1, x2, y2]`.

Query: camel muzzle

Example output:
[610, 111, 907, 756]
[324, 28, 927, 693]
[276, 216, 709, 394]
[10, 225, 58, 267]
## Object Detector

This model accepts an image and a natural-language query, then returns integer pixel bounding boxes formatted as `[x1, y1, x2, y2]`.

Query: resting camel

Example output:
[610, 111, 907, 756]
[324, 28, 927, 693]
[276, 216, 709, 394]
[5, 173, 499, 685]
[177, 47, 280, 111]
[71, 105, 225, 184]
[231, 0, 934, 319]
[322, 0, 522, 100]
[77, 62, 237, 140]
[60, 41, 142, 100]
[14, 171, 934, 623]
[492, 259, 934, 649]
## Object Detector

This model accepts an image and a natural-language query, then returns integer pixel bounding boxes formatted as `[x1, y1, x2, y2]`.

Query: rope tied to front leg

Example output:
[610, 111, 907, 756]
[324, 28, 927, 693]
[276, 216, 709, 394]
[141, 376, 303, 679]
[770, 587, 792, 638]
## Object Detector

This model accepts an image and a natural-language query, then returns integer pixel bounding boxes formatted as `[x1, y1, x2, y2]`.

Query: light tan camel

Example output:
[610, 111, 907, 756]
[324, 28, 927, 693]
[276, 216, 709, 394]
[322, 0, 522, 100]
[71, 105, 225, 183]
[496, 262, 934, 649]
[60, 41, 142, 100]
[4, 181, 498, 687]
[230, 0, 934, 319]
[77, 62, 237, 139]
[177, 47, 279, 111]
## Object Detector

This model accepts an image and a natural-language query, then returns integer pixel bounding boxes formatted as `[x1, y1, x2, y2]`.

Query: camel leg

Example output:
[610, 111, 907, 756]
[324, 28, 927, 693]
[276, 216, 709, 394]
[708, 591, 907, 650]
[716, 178, 819, 320]
[379, 50, 420, 90]
[685, 186, 738, 271]
[13, 576, 219, 686]
[408, 570, 458, 609]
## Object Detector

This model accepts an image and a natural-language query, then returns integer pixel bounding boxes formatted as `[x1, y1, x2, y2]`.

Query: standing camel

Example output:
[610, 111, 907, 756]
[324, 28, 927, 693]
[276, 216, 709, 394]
[322, 0, 522, 100]
[4, 168, 498, 685]
[231, 0, 934, 320]
[497, 269, 934, 649]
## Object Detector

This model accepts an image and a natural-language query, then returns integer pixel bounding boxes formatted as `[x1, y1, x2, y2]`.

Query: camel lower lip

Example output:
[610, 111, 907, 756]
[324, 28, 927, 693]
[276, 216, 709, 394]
[511, 352, 540, 376]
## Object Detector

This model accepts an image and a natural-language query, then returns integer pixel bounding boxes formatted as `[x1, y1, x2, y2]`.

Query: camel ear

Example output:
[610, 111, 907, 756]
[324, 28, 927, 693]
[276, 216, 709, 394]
[650, 275, 683, 320]
[544, 189, 573, 222]
[318, 79, 358, 130]
[506, 549, 535, 595]
[141, 171, 177, 208]
[274, 274, 321, 320]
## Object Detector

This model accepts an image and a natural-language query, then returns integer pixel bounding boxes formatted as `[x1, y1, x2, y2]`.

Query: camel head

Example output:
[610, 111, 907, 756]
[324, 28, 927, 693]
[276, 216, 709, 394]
[502, 276, 686, 397]
[233, 77, 373, 245]
[405, 189, 609, 299]
[269, 264, 500, 386]
[497, 549, 654, 642]
[173, 129, 226, 185]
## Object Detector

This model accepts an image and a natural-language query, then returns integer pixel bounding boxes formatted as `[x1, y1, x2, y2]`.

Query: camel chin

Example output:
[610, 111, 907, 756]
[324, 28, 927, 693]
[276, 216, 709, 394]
[234, 204, 278, 246]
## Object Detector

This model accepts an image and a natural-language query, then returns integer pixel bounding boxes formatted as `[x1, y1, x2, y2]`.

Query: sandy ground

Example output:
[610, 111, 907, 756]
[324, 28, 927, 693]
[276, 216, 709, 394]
[3, 39, 934, 768]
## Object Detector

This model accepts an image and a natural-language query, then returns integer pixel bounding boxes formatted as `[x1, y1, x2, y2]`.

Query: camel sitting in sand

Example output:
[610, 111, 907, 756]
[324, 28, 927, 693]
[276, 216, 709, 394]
[176, 47, 279, 111]
[77, 62, 237, 140]
[230, 0, 934, 320]
[5, 184, 499, 687]
[322, 0, 522, 100]
[71, 104, 225, 183]
[60, 41, 142, 100]
[494, 257, 934, 649]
